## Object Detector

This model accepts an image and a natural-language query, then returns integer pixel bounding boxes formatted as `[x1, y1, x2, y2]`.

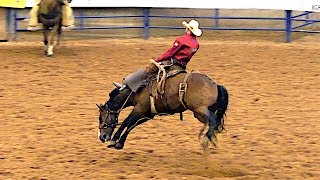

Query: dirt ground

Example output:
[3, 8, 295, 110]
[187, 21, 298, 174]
[1, 33, 320, 179]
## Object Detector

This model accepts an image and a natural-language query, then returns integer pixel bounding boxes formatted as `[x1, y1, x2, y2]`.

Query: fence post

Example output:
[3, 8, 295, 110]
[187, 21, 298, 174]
[14, 9, 17, 41]
[6, 8, 11, 41]
[214, 9, 219, 29]
[80, 8, 84, 29]
[305, 11, 311, 24]
[306, 11, 310, 22]
[143, 7, 150, 40]
[285, 10, 292, 43]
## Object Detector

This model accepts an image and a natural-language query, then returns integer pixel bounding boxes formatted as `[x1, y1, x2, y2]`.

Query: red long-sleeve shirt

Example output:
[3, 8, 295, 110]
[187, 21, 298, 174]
[155, 34, 199, 65]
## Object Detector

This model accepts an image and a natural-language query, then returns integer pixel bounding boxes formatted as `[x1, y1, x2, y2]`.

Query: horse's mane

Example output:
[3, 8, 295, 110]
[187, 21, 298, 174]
[108, 88, 120, 101]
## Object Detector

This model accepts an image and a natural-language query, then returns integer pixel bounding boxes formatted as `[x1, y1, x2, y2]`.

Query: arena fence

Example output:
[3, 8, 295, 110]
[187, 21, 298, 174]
[10, 8, 320, 42]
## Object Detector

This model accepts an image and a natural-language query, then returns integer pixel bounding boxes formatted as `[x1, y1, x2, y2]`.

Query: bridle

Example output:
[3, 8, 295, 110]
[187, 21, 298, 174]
[98, 91, 133, 130]
[99, 108, 120, 129]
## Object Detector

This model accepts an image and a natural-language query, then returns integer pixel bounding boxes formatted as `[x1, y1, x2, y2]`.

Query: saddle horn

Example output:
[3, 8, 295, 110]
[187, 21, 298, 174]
[113, 81, 126, 90]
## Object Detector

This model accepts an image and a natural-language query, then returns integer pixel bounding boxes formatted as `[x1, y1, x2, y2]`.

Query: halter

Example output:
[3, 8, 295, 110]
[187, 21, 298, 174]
[99, 91, 133, 129]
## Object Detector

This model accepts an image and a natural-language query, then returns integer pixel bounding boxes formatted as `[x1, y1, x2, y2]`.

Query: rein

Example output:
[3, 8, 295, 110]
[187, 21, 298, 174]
[117, 91, 133, 114]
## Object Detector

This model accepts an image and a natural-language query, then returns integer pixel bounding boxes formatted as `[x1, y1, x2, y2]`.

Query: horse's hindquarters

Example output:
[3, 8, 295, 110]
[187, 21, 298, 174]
[184, 73, 219, 111]
[38, 0, 62, 27]
[151, 72, 218, 113]
[39, 15, 61, 28]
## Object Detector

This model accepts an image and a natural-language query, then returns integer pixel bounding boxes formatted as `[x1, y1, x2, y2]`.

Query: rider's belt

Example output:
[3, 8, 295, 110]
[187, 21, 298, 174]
[171, 57, 186, 69]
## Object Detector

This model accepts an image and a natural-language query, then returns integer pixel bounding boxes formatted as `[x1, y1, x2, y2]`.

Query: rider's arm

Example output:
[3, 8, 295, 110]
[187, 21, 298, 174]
[155, 40, 183, 62]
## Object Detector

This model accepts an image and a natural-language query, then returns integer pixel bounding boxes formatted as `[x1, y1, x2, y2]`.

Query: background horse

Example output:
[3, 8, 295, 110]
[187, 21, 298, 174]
[97, 71, 229, 150]
[38, 0, 72, 56]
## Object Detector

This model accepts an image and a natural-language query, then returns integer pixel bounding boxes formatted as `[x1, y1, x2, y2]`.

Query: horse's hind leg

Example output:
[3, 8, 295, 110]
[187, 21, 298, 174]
[193, 107, 218, 150]
[198, 123, 207, 141]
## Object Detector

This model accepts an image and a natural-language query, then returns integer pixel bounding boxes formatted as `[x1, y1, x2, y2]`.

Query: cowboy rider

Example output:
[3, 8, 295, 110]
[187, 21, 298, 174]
[119, 19, 202, 95]
[154, 19, 202, 69]
[28, 0, 74, 31]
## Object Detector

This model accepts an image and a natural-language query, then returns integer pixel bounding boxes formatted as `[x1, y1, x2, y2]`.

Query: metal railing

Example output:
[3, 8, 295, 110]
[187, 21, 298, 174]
[11, 8, 320, 42]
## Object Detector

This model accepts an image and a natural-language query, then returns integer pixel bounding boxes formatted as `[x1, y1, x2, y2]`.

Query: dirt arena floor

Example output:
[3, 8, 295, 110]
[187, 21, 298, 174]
[1, 32, 320, 179]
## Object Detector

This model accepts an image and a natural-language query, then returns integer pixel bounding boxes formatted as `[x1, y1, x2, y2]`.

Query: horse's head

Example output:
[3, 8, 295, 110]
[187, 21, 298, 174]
[96, 102, 119, 143]
[96, 84, 130, 143]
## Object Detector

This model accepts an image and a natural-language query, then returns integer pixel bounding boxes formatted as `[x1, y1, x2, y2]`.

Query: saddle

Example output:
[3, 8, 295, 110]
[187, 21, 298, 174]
[122, 60, 189, 119]
[147, 59, 186, 99]
[122, 59, 186, 96]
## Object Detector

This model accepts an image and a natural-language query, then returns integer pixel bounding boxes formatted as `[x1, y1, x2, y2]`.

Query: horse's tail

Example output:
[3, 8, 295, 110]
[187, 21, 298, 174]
[212, 85, 229, 133]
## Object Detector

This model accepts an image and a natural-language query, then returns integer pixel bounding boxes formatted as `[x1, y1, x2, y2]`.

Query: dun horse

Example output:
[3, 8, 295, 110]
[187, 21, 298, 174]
[38, 0, 72, 56]
[97, 62, 229, 150]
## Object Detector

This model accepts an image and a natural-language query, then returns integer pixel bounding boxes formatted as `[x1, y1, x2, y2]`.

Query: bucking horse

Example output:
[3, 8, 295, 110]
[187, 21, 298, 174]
[97, 60, 229, 150]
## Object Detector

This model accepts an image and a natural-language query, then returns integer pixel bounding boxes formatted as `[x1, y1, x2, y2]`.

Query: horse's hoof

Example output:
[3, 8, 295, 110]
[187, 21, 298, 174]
[114, 142, 124, 150]
[107, 141, 116, 148]
[210, 136, 218, 147]
[198, 132, 204, 141]
[201, 144, 208, 151]
[201, 136, 210, 150]
[47, 45, 53, 57]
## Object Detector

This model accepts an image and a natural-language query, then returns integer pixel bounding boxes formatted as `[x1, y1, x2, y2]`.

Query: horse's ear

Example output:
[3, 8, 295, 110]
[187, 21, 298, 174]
[96, 104, 102, 110]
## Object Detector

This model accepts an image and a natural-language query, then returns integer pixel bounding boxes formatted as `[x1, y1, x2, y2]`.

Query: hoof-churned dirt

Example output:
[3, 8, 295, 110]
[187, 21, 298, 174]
[1, 37, 319, 179]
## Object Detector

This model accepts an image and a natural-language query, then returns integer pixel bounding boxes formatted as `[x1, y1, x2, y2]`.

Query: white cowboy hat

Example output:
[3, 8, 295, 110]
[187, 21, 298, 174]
[182, 19, 202, 37]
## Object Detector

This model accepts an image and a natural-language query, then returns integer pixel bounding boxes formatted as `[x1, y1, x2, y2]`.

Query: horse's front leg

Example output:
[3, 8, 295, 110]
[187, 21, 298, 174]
[109, 107, 153, 149]
[47, 25, 59, 56]
[108, 109, 145, 147]
[56, 22, 62, 46]
[108, 114, 135, 147]
[43, 29, 49, 54]
[114, 116, 151, 150]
